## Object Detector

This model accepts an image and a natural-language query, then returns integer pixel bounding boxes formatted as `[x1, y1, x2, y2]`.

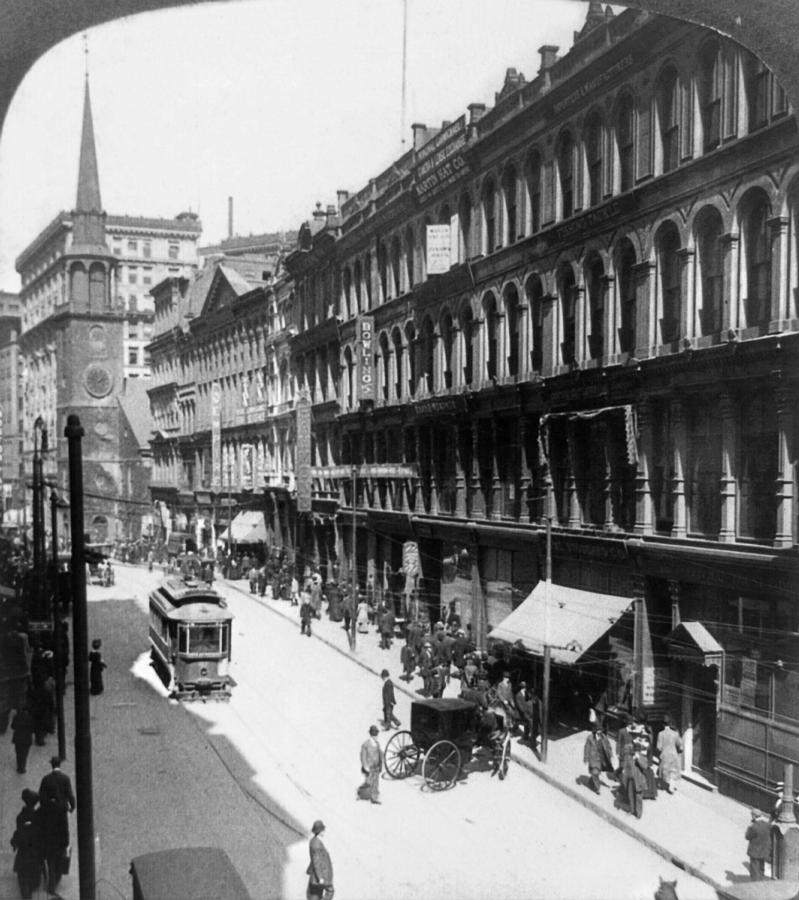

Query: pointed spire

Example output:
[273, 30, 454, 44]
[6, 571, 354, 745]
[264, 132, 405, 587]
[76, 68, 102, 214]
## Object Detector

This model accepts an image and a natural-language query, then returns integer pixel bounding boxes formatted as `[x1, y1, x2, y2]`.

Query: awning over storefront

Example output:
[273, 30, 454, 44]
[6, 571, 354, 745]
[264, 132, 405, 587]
[219, 510, 267, 544]
[666, 621, 723, 667]
[489, 582, 633, 665]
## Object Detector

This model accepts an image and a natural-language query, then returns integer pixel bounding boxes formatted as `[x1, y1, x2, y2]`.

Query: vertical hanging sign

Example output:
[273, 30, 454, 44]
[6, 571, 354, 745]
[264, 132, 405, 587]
[426, 224, 452, 275]
[211, 380, 221, 490]
[296, 394, 312, 512]
[241, 444, 254, 490]
[357, 315, 374, 403]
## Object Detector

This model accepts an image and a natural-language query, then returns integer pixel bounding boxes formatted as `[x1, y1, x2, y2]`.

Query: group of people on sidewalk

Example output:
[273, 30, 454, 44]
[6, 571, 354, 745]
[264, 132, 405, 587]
[9, 755, 75, 899]
[582, 711, 684, 819]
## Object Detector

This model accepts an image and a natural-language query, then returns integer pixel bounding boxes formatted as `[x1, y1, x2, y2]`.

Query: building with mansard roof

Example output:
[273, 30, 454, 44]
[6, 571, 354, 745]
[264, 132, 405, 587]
[146, 244, 296, 555]
[290, 3, 799, 808]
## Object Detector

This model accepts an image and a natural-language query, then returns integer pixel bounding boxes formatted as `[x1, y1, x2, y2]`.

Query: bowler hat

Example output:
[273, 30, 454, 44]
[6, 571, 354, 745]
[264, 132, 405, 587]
[369, 725, 379, 735]
[312, 820, 325, 834]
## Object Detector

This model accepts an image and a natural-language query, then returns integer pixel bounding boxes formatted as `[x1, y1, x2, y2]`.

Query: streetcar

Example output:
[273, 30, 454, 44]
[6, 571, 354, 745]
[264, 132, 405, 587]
[148, 575, 234, 700]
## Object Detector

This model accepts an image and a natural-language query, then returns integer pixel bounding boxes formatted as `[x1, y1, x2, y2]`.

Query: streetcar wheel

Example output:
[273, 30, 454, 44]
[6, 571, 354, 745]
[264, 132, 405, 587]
[385, 730, 420, 779]
[423, 740, 460, 791]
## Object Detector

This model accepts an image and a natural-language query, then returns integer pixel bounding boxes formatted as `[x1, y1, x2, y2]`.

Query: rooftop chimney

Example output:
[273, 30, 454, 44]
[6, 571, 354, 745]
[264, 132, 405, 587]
[411, 123, 428, 151]
[312, 202, 326, 220]
[468, 103, 486, 126]
[538, 45, 559, 91]
[337, 189, 349, 210]
[228, 196, 233, 239]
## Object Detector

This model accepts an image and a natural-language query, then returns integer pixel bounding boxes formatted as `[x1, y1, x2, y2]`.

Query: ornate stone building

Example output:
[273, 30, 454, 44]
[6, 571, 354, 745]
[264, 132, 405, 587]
[0, 292, 21, 524]
[292, 5, 799, 807]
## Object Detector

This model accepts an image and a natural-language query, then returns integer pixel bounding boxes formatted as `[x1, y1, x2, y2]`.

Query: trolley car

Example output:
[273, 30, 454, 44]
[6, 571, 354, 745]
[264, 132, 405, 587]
[148, 576, 234, 700]
[384, 696, 511, 790]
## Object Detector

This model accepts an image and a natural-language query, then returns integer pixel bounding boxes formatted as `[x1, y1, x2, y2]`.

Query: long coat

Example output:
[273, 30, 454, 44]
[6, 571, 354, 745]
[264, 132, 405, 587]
[746, 818, 771, 860]
[38, 768, 75, 850]
[306, 834, 333, 886]
[11, 708, 34, 747]
[656, 725, 683, 782]
[584, 732, 614, 772]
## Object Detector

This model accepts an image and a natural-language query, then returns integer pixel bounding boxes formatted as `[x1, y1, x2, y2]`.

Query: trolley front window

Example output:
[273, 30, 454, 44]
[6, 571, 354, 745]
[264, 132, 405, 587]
[178, 622, 228, 654]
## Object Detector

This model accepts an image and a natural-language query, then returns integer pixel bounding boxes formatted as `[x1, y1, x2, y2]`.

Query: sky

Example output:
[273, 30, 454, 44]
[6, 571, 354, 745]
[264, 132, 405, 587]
[0, 0, 593, 291]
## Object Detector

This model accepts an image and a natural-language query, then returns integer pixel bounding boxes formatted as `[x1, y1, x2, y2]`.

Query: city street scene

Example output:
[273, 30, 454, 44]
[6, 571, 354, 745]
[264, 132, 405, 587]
[0, 0, 798, 898]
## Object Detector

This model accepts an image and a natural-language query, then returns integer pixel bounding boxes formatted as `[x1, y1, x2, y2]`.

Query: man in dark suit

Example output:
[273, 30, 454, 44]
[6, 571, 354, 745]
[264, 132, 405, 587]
[381, 669, 401, 730]
[11, 706, 34, 773]
[38, 756, 75, 896]
[745, 808, 771, 880]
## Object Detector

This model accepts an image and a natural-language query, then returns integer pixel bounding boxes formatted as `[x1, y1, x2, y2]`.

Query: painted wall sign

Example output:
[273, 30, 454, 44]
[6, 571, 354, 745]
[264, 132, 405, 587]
[413, 117, 470, 205]
[426, 224, 452, 275]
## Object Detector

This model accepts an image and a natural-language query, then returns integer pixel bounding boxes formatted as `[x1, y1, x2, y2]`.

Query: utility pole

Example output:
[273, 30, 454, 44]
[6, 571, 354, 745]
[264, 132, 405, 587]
[50, 489, 67, 761]
[541, 515, 552, 764]
[65, 414, 96, 900]
[32, 417, 47, 574]
[350, 464, 358, 651]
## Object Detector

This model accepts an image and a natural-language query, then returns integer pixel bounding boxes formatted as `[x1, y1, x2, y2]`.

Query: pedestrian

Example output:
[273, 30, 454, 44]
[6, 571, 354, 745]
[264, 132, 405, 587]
[358, 725, 382, 804]
[429, 663, 445, 699]
[300, 593, 314, 637]
[620, 735, 648, 818]
[38, 756, 75, 897]
[418, 640, 434, 696]
[310, 574, 323, 618]
[583, 725, 613, 795]
[147, 547, 155, 572]
[11, 788, 43, 899]
[11, 705, 35, 773]
[356, 595, 370, 634]
[378, 604, 395, 650]
[306, 820, 334, 900]
[249, 564, 258, 594]
[656, 714, 683, 794]
[257, 564, 267, 597]
[380, 669, 401, 730]
[400, 640, 417, 682]
[515, 683, 534, 745]
[745, 808, 771, 880]
[495, 672, 519, 734]
[89, 638, 107, 695]
[31, 675, 55, 746]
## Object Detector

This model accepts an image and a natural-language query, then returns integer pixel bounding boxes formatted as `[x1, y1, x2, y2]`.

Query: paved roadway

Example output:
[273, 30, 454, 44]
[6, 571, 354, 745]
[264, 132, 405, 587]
[11, 563, 717, 900]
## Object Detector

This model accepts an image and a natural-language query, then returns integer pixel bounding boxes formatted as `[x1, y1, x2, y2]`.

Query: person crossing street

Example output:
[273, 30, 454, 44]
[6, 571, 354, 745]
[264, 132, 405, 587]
[358, 725, 383, 804]
[380, 669, 401, 730]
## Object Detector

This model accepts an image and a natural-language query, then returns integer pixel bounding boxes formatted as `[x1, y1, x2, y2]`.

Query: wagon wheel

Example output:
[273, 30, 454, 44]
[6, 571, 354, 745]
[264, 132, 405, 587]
[423, 740, 461, 791]
[497, 734, 511, 780]
[385, 730, 420, 779]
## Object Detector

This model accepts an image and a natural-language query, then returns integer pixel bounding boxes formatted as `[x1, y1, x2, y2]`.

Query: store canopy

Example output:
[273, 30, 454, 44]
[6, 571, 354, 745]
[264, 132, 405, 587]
[489, 582, 633, 666]
[220, 510, 267, 544]
[666, 621, 723, 667]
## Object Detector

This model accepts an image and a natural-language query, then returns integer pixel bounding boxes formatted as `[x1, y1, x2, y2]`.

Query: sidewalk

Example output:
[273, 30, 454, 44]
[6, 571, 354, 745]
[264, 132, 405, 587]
[230, 577, 768, 897]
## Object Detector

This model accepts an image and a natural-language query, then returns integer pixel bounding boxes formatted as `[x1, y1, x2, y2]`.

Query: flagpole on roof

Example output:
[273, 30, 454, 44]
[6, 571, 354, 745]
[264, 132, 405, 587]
[400, 0, 408, 151]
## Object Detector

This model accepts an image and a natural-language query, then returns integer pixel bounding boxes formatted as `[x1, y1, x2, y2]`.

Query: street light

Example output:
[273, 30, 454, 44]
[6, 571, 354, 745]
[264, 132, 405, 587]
[50, 487, 69, 761]
[32, 416, 48, 574]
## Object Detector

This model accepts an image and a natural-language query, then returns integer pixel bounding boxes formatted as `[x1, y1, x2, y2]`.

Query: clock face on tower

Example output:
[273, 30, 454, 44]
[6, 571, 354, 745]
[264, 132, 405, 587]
[84, 364, 113, 398]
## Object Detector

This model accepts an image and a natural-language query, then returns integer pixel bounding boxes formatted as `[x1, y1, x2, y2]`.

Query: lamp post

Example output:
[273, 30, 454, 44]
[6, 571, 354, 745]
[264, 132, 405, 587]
[350, 464, 358, 652]
[541, 515, 552, 763]
[32, 416, 48, 574]
[50, 488, 68, 761]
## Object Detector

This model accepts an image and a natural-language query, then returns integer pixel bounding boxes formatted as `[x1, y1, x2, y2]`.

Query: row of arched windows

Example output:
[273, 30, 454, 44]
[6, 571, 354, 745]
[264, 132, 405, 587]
[334, 36, 789, 326]
[336, 180, 795, 408]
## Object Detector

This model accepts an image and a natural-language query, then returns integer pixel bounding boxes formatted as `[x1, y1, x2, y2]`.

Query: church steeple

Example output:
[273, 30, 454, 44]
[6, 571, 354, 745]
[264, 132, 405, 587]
[71, 55, 110, 255]
[76, 75, 102, 215]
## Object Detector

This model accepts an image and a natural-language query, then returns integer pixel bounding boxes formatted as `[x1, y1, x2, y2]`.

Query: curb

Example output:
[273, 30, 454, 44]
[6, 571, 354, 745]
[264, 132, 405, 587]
[225, 579, 724, 895]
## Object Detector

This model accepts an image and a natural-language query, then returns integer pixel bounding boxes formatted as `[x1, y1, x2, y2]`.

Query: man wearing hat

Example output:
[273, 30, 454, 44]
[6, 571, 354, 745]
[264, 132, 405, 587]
[745, 808, 771, 880]
[381, 670, 401, 730]
[359, 725, 383, 804]
[418, 640, 435, 697]
[306, 819, 333, 899]
[38, 756, 75, 896]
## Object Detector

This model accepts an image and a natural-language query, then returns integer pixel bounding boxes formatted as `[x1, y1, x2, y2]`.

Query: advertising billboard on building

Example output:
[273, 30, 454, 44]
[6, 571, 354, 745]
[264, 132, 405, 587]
[241, 444, 254, 490]
[357, 315, 374, 403]
[296, 394, 312, 512]
[413, 116, 470, 205]
[426, 224, 452, 275]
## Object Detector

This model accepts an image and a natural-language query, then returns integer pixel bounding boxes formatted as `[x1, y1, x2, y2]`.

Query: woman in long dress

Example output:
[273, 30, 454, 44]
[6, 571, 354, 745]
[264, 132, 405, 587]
[657, 713, 684, 793]
[89, 638, 107, 695]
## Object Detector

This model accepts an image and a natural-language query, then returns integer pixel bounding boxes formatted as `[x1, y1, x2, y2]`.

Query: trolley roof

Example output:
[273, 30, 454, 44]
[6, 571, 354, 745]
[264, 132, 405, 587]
[150, 576, 226, 608]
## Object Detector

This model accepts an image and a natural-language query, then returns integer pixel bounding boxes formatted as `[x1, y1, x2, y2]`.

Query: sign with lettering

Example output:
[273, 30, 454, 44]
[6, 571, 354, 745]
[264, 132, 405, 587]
[357, 315, 374, 403]
[426, 224, 452, 275]
[296, 395, 312, 512]
[413, 116, 470, 205]
[240, 444, 254, 490]
[211, 380, 221, 490]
